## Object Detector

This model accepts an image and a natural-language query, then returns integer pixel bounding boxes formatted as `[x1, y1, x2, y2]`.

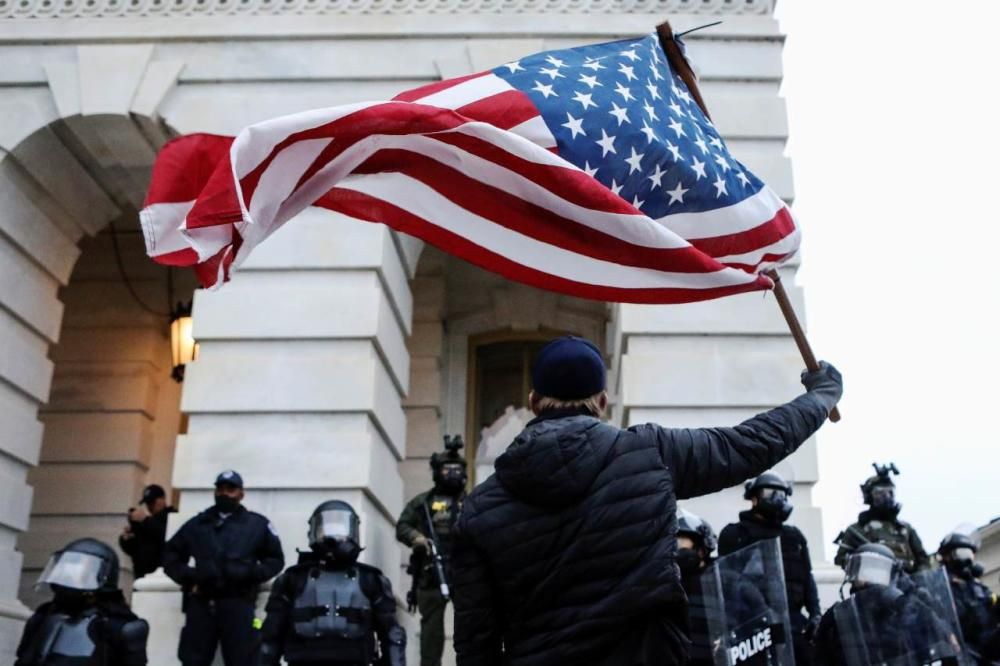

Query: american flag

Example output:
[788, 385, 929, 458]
[140, 33, 797, 303]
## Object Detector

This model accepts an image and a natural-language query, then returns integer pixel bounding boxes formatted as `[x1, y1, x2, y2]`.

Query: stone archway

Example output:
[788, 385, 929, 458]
[0, 43, 183, 661]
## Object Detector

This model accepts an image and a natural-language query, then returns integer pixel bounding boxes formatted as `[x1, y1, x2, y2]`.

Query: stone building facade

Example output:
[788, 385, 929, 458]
[0, 1, 833, 662]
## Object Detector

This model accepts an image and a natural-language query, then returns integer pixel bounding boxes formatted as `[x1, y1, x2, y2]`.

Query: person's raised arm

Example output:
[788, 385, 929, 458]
[657, 363, 842, 500]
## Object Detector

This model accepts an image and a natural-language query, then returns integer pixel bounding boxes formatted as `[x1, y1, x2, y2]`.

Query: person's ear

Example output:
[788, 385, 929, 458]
[597, 391, 609, 413]
[528, 390, 541, 415]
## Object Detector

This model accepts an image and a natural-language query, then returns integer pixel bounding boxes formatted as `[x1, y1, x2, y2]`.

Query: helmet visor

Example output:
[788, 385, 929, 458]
[310, 509, 359, 544]
[758, 488, 788, 502]
[35, 551, 107, 591]
[846, 551, 895, 587]
[951, 547, 976, 563]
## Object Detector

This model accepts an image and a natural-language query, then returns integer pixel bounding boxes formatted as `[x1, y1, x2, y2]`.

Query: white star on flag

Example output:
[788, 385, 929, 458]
[561, 113, 586, 139]
[596, 129, 617, 156]
[713, 175, 728, 198]
[667, 181, 689, 205]
[625, 147, 644, 174]
[609, 103, 630, 126]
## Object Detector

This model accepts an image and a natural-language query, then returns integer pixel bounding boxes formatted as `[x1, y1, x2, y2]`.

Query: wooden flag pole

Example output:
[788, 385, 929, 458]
[765, 270, 841, 422]
[655, 20, 841, 422]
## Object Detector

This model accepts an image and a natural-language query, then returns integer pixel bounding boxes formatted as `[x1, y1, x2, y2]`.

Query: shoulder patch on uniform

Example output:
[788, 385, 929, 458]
[267, 521, 279, 536]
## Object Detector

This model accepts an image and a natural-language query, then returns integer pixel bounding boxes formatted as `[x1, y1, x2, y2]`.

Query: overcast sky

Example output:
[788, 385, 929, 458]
[774, 0, 1000, 553]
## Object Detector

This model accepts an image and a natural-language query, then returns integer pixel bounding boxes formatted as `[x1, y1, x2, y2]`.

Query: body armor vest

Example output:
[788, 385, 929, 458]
[287, 566, 376, 664]
[30, 610, 100, 665]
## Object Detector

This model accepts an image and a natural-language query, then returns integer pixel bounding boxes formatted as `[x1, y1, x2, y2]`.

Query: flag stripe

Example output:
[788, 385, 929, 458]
[392, 71, 488, 103]
[350, 148, 720, 272]
[319, 186, 772, 303]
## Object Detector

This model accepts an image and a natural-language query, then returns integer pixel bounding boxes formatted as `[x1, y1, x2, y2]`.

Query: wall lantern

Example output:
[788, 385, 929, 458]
[169, 301, 197, 382]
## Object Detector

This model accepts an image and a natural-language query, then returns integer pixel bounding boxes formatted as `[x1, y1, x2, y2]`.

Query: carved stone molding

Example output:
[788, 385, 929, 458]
[1, 0, 772, 20]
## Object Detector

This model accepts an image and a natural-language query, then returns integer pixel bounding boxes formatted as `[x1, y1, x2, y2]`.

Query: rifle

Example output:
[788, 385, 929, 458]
[422, 501, 451, 602]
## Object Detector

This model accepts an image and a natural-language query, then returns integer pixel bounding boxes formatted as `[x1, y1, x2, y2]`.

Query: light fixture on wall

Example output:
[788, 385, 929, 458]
[169, 301, 197, 383]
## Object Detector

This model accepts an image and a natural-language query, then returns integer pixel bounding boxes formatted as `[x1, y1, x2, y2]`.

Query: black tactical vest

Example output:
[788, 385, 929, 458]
[285, 566, 378, 664]
[23, 609, 100, 665]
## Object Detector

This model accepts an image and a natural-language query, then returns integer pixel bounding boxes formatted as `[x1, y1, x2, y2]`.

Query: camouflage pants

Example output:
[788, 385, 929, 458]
[417, 587, 447, 666]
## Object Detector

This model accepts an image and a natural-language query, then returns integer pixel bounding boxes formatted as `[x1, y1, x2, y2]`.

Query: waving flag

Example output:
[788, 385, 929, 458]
[140, 32, 797, 303]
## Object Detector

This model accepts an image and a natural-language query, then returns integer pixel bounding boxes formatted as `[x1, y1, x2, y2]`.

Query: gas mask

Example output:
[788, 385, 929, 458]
[945, 548, 981, 579]
[868, 486, 901, 519]
[434, 462, 467, 495]
[755, 487, 793, 524]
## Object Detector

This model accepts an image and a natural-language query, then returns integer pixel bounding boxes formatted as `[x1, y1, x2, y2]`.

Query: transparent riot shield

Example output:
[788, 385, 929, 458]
[911, 568, 973, 666]
[833, 583, 963, 666]
[701, 538, 795, 666]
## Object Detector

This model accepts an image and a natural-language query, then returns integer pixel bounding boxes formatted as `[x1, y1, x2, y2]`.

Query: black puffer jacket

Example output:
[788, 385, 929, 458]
[452, 393, 828, 666]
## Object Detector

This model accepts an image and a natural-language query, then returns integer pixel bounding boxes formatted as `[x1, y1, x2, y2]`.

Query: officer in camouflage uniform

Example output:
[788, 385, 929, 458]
[396, 437, 467, 666]
[834, 463, 930, 574]
[937, 531, 999, 664]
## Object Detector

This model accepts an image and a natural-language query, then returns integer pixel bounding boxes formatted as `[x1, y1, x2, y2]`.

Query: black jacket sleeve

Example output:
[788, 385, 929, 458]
[655, 392, 828, 500]
[113, 618, 150, 666]
[908, 526, 931, 571]
[370, 573, 406, 666]
[452, 512, 503, 666]
[258, 571, 293, 666]
[162, 521, 197, 586]
[800, 535, 822, 620]
[716, 523, 743, 557]
[252, 519, 284, 583]
[14, 608, 45, 665]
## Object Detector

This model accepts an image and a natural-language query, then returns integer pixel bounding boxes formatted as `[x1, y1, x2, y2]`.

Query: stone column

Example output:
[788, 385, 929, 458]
[132, 208, 415, 663]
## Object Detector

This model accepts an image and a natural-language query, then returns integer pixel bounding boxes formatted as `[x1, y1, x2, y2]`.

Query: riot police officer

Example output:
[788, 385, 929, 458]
[396, 436, 466, 666]
[937, 531, 999, 663]
[814, 543, 958, 666]
[163, 470, 285, 666]
[718, 471, 822, 666]
[834, 463, 930, 574]
[258, 500, 406, 666]
[15, 538, 149, 665]
[677, 509, 718, 666]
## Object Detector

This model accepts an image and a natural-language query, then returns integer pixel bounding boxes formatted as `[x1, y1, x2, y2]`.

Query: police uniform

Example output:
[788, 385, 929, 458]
[950, 575, 999, 661]
[163, 472, 284, 666]
[833, 511, 930, 574]
[396, 489, 462, 666]
[259, 553, 405, 666]
[259, 499, 405, 666]
[16, 538, 149, 666]
[719, 472, 821, 666]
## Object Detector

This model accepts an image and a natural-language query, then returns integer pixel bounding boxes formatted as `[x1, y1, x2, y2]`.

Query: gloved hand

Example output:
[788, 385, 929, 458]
[800, 361, 843, 415]
[412, 535, 429, 553]
[803, 614, 821, 642]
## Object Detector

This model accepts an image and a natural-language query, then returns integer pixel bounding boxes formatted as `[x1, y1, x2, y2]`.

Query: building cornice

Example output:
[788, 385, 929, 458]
[1, 0, 772, 21]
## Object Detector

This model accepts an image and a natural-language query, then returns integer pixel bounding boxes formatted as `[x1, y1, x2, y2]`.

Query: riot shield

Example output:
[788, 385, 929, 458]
[833, 583, 963, 666]
[911, 568, 973, 666]
[701, 538, 795, 666]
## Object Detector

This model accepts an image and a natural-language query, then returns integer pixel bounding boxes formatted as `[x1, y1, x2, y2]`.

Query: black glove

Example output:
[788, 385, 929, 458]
[803, 614, 821, 642]
[800, 361, 843, 415]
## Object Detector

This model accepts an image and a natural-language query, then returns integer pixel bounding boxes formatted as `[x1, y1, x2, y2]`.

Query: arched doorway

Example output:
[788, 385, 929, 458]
[0, 44, 185, 658]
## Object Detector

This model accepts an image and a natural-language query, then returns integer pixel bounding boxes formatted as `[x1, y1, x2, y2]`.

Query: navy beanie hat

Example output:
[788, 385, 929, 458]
[531, 336, 606, 401]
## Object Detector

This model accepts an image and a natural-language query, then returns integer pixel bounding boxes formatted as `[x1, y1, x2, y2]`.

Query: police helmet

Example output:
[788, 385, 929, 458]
[844, 543, 900, 588]
[677, 509, 718, 553]
[308, 500, 361, 549]
[743, 471, 793, 500]
[35, 538, 120, 593]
